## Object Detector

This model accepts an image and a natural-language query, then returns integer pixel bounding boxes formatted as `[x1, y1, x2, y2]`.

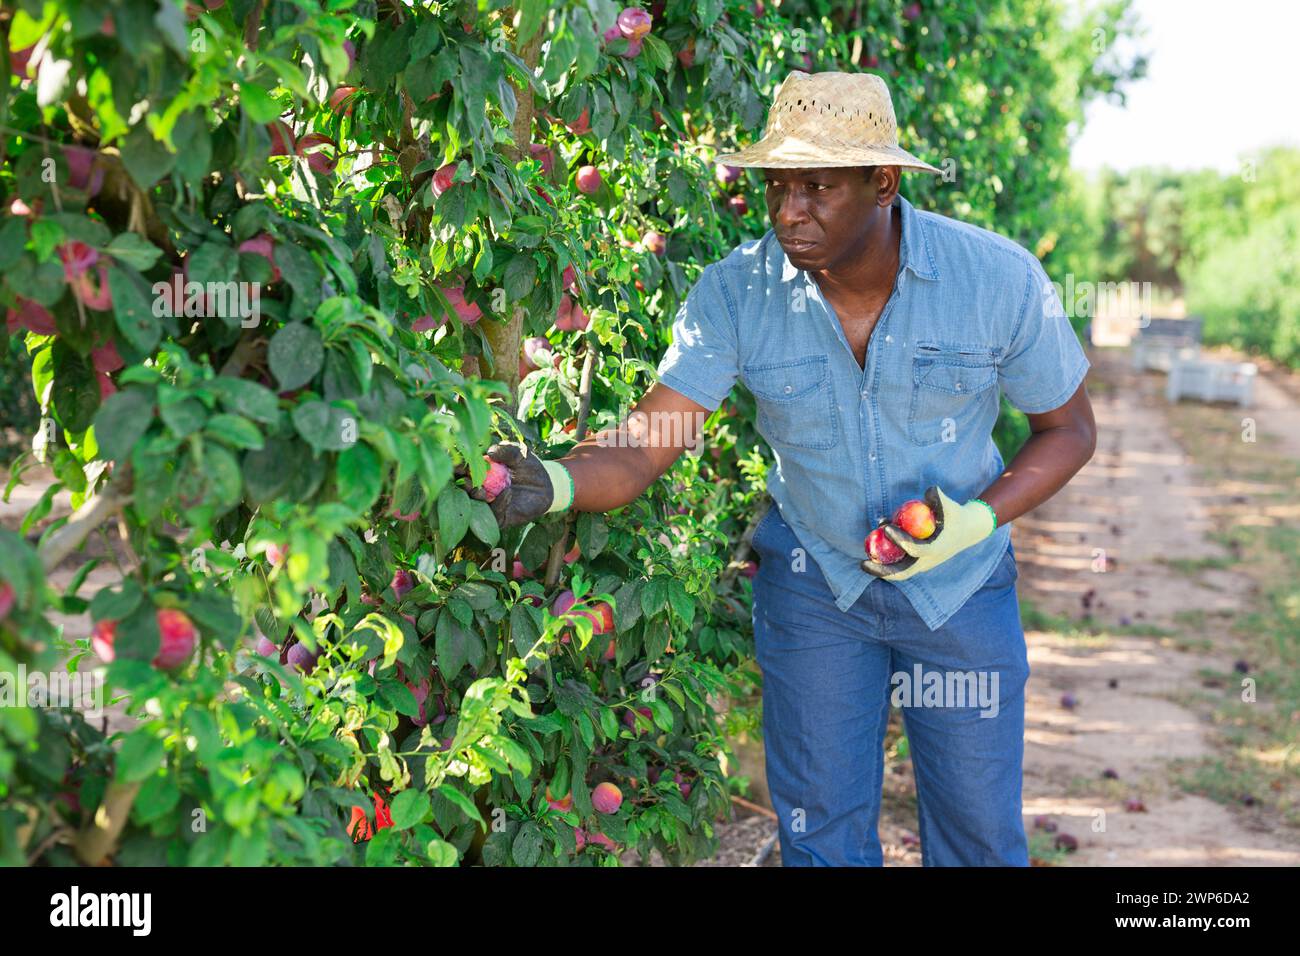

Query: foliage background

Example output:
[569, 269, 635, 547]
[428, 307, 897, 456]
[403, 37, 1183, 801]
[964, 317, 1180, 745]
[2, 0, 1139, 866]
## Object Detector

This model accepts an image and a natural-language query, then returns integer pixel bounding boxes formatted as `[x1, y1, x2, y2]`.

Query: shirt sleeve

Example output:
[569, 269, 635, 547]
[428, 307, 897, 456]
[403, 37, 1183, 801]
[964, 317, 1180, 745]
[655, 265, 740, 411]
[998, 256, 1091, 414]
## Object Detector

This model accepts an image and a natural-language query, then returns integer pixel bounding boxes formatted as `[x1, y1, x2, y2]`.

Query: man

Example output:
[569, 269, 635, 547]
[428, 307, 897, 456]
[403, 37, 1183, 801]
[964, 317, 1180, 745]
[483, 71, 1096, 866]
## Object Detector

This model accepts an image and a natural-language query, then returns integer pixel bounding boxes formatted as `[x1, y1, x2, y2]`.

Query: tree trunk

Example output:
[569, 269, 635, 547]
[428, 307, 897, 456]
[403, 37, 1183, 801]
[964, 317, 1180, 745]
[483, 13, 546, 408]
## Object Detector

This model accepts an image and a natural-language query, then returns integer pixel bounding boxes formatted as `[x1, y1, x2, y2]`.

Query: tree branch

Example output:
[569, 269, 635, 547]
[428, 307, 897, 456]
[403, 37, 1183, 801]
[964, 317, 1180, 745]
[39, 469, 133, 574]
[74, 780, 141, 866]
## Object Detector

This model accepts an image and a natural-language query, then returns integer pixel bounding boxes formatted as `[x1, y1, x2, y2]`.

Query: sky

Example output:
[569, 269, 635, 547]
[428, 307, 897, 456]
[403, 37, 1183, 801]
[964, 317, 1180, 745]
[1070, 0, 1300, 174]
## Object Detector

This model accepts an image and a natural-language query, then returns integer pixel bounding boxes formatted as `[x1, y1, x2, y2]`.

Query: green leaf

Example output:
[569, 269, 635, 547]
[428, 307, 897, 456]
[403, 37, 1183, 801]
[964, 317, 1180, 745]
[517, 0, 549, 43]
[51, 342, 99, 433]
[503, 252, 537, 302]
[434, 783, 486, 828]
[105, 233, 163, 271]
[160, 398, 208, 438]
[575, 512, 608, 560]
[185, 590, 242, 649]
[641, 577, 670, 619]
[9, 255, 64, 305]
[436, 485, 471, 550]
[275, 242, 323, 311]
[116, 731, 165, 783]
[668, 579, 695, 629]
[242, 437, 296, 505]
[643, 618, 670, 662]
[426, 839, 459, 866]
[512, 821, 543, 866]
[336, 443, 382, 513]
[268, 323, 324, 391]
[641, 33, 674, 72]
[510, 602, 541, 657]
[598, 707, 619, 741]
[107, 264, 162, 354]
[133, 771, 180, 824]
[187, 241, 237, 285]
[612, 580, 642, 632]
[467, 498, 499, 547]
[0, 217, 28, 270]
[205, 413, 264, 450]
[121, 126, 176, 189]
[209, 377, 280, 424]
[93, 387, 154, 462]
[153, 0, 188, 55]
[291, 400, 354, 452]
[90, 579, 144, 622]
[240, 82, 282, 123]
[389, 789, 431, 829]
[434, 611, 470, 681]
[379, 679, 420, 718]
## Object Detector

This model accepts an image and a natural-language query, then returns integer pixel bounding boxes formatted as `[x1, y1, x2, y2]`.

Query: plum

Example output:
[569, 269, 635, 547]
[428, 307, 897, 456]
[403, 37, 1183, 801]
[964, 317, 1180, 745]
[592, 782, 623, 814]
[479, 458, 511, 502]
[575, 165, 602, 195]
[286, 641, 320, 673]
[866, 527, 905, 564]
[617, 7, 652, 39]
[391, 568, 415, 601]
[892, 499, 936, 539]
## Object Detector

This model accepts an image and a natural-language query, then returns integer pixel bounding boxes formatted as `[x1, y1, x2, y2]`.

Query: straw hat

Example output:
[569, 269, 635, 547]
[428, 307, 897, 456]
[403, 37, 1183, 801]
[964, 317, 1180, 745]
[715, 70, 941, 174]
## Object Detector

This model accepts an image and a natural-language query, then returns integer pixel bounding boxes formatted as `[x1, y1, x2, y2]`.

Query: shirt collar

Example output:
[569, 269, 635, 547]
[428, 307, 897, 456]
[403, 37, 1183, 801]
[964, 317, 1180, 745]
[894, 192, 940, 282]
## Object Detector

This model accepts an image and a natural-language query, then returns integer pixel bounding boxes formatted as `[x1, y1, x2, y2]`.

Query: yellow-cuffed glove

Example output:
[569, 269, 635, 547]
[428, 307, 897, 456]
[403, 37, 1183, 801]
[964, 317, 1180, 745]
[861, 485, 997, 581]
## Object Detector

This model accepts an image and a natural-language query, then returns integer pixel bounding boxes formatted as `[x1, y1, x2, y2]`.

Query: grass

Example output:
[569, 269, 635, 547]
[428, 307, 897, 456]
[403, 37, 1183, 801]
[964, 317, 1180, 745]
[1019, 599, 1172, 640]
[1027, 828, 1073, 866]
[1162, 398, 1300, 829]
[1160, 555, 1238, 575]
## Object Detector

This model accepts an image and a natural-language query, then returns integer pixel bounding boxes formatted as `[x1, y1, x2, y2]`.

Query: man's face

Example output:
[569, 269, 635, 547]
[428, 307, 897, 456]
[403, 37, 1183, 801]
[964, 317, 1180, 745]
[763, 166, 884, 271]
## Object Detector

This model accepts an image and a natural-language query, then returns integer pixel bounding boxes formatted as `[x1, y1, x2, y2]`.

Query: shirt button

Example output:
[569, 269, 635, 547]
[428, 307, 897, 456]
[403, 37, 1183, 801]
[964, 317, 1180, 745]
[956, 382, 964, 391]
[885, 335, 893, 343]
[783, 385, 793, 394]
[869, 453, 877, 461]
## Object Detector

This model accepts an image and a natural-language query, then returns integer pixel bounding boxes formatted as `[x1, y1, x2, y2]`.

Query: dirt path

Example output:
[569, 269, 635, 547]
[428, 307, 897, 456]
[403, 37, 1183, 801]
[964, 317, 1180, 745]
[1012, 347, 1300, 865]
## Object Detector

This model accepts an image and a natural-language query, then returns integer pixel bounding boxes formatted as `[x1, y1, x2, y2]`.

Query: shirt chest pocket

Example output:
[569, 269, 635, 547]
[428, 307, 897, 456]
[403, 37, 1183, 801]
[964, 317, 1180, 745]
[743, 355, 840, 451]
[907, 343, 999, 446]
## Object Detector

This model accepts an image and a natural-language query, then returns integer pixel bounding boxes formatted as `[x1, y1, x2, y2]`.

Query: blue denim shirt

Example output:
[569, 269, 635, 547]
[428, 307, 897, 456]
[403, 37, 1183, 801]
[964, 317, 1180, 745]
[657, 192, 1090, 630]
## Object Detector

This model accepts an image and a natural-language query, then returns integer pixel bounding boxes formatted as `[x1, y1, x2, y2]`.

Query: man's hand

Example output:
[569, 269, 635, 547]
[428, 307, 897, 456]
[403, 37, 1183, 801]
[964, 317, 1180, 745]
[469, 442, 573, 530]
[861, 485, 996, 581]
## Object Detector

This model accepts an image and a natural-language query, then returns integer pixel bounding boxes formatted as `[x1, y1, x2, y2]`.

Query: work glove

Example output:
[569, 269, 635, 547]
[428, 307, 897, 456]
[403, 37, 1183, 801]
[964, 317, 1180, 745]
[861, 485, 997, 581]
[469, 442, 574, 530]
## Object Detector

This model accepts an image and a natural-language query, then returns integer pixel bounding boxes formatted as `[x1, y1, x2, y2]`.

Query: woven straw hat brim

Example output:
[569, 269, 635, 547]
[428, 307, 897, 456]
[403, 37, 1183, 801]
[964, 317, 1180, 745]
[716, 136, 942, 175]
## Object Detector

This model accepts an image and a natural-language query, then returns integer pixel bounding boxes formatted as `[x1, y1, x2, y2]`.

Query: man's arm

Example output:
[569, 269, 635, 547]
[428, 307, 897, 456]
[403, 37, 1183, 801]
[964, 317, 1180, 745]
[563, 383, 711, 512]
[976, 381, 1097, 526]
[479, 383, 710, 528]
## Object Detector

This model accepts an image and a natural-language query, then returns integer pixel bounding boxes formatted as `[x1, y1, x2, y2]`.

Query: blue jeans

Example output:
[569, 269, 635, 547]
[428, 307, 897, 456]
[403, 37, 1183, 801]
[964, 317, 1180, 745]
[750, 505, 1030, 866]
